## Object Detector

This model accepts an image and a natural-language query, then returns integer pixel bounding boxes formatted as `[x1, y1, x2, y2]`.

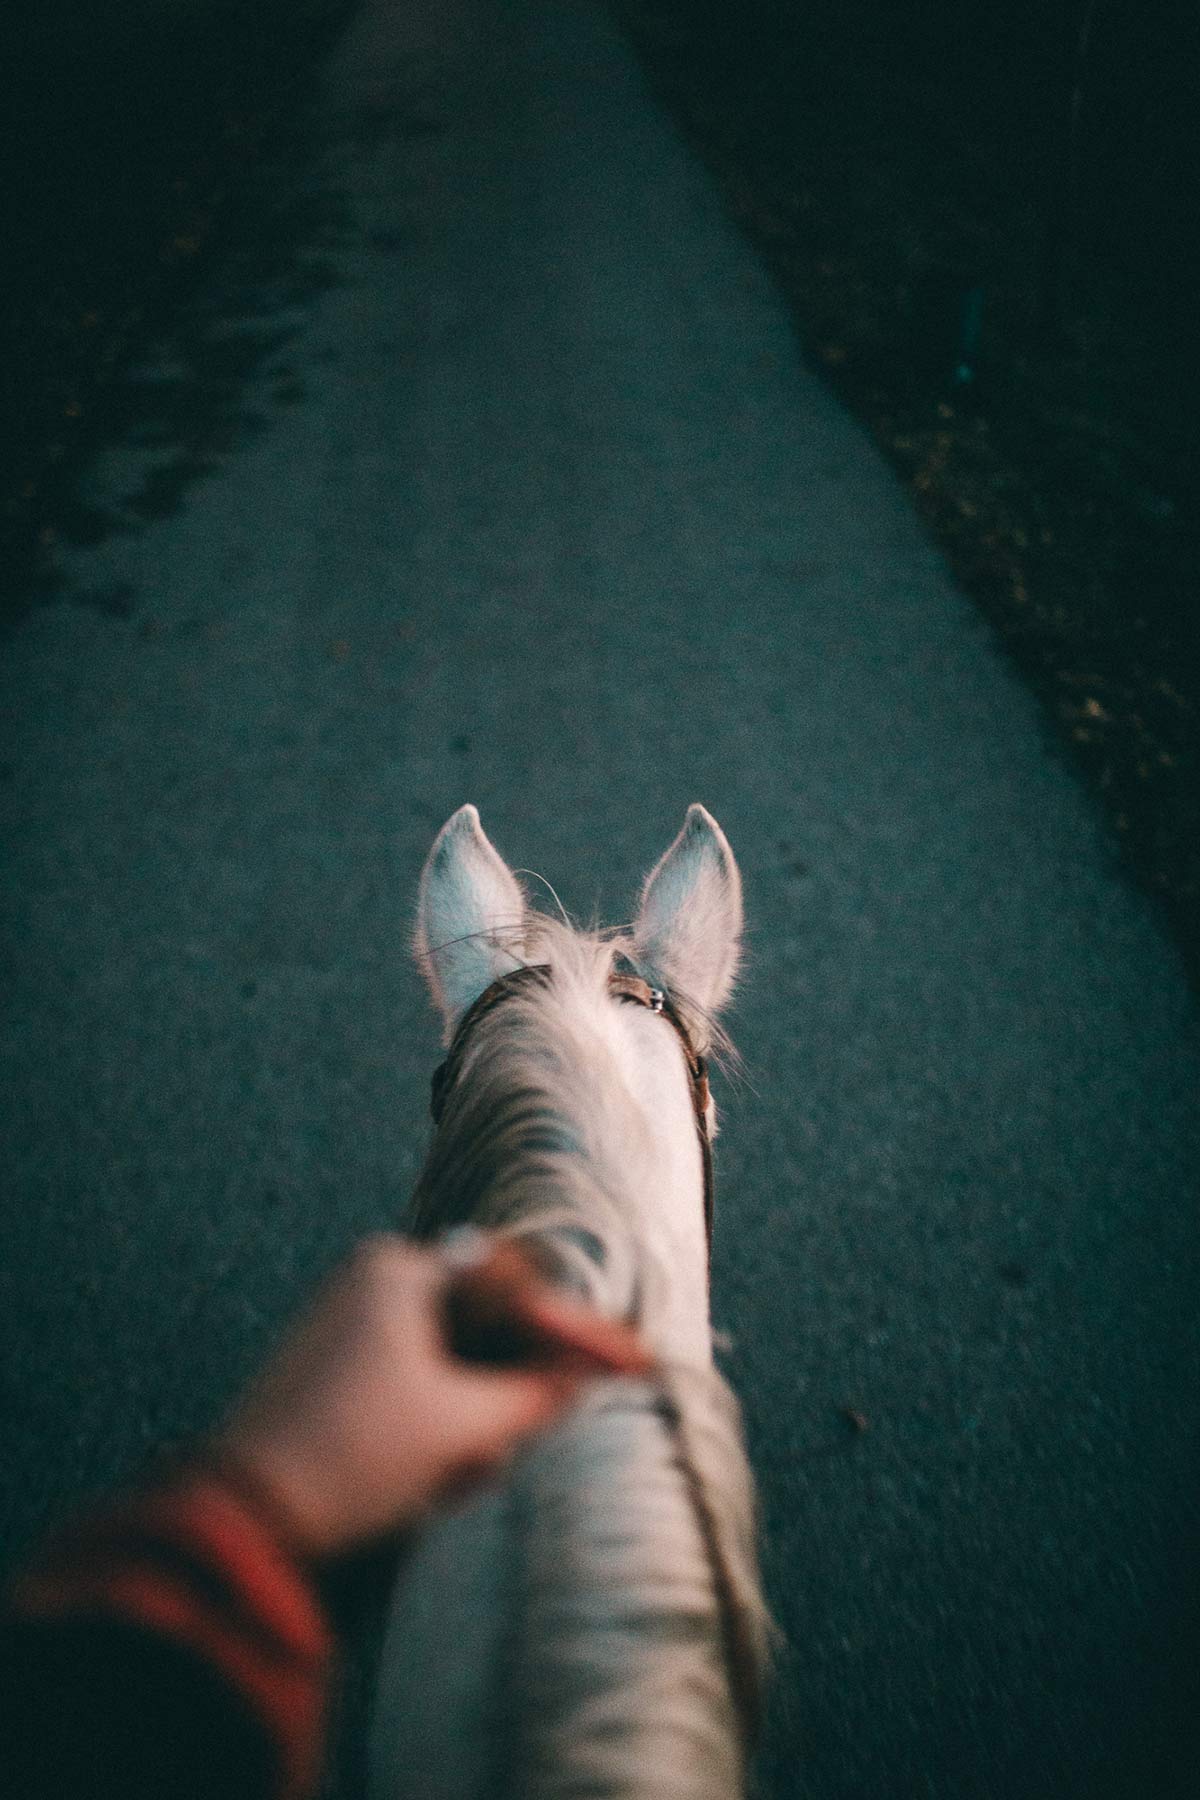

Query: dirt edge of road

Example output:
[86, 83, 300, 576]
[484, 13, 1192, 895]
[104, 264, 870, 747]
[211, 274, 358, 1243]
[612, 1, 1200, 1000]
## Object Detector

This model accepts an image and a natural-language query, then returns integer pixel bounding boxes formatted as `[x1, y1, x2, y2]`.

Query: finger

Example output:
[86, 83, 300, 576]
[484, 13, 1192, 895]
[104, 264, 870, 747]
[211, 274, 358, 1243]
[478, 1365, 583, 1443]
[504, 1287, 654, 1377]
[437, 1367, 579, 1504]
[443, 1243, 653, 1376]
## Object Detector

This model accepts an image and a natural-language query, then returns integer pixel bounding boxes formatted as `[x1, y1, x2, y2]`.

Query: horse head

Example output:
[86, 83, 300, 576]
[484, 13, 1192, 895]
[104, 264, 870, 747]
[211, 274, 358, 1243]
[413, 800, 744, 1056]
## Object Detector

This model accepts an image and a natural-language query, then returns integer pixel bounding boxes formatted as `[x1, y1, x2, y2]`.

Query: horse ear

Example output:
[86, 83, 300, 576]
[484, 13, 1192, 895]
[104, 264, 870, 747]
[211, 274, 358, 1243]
[414, 805, 527, 1042]
[632, 805, 743, 1018]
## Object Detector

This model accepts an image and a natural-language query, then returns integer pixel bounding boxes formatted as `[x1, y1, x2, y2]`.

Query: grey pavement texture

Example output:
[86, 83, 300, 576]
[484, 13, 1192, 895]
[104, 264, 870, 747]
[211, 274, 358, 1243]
[3, 2, 1199, 1797]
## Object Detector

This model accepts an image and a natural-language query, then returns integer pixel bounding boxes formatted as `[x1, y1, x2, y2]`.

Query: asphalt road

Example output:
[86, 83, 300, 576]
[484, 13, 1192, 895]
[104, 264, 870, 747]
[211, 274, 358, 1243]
[2, 3, 1198, 1797]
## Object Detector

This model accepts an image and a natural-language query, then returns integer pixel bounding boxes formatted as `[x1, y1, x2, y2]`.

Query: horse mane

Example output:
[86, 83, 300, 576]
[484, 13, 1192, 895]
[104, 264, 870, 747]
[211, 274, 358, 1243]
[380, 914, 772, 1800]
[410, 922, 645, 1295]
[408, 915, 732, 1276]
[505, 1368, 771, 1798]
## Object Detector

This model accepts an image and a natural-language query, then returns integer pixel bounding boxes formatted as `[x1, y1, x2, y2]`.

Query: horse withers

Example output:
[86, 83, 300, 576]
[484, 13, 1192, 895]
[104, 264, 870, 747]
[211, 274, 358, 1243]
[369, 803, 771, 1800]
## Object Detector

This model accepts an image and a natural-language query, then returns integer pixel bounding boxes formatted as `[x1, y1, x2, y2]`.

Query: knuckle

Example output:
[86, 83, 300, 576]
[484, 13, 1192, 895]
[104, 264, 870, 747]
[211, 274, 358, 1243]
[349, 1233, 406, 1287]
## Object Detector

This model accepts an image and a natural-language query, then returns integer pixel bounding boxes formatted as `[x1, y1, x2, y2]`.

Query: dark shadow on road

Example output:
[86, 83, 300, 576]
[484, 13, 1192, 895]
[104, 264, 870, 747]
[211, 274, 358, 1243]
[0, 2, 360, 627]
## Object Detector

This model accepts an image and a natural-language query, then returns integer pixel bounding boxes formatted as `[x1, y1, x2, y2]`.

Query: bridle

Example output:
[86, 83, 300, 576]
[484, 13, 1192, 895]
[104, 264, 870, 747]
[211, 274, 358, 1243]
[429, 959, 715, 1259]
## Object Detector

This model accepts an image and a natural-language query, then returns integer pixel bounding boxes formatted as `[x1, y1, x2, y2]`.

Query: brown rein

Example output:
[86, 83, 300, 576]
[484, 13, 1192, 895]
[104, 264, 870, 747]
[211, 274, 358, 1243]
[429, 961, 715, 1258]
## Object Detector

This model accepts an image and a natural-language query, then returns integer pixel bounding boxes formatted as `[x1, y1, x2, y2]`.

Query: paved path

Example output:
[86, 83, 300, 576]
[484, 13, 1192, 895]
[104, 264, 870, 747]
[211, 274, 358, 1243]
[3, 4, 1198, 1796]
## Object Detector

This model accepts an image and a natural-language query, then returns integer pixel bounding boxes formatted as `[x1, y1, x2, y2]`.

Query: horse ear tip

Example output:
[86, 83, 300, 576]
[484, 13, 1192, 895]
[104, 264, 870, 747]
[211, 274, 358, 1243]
[684, 804, 731, 852]
[430, 803, 483, 853]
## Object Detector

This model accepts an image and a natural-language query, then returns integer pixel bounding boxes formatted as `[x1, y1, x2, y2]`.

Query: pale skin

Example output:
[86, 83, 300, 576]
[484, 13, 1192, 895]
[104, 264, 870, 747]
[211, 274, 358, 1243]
[214, 1234, 651, 1561]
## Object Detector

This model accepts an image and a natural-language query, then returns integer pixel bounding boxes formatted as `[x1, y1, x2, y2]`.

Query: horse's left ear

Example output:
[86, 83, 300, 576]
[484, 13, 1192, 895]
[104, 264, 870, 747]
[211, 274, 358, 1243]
[632, 805, 743, 1022]
[414, 805, 528, 1043]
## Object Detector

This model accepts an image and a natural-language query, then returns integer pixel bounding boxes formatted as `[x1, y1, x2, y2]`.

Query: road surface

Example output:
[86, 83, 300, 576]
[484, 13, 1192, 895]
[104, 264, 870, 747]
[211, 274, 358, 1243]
[2, 3, 1198, 1796]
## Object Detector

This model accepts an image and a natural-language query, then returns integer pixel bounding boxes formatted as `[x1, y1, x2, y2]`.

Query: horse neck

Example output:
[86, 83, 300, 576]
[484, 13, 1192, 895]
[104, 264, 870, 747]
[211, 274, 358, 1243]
[415, 981, 714, 1368]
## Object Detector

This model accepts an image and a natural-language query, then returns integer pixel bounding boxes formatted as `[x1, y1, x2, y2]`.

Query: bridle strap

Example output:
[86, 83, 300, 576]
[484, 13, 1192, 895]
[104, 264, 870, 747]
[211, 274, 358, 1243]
[429, 962, 715, 1260]
[606, 971, 714, 1258]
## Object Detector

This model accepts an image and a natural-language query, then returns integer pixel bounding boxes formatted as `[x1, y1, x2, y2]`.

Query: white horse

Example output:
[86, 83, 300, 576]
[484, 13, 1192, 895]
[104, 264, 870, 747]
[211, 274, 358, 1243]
[369, 803, 771, 1800]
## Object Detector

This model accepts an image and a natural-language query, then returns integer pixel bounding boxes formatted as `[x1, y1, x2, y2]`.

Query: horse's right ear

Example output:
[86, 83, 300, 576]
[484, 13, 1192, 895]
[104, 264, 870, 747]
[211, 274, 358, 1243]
[414, 805, 527, 1043]
[631, 804, 743, 1024]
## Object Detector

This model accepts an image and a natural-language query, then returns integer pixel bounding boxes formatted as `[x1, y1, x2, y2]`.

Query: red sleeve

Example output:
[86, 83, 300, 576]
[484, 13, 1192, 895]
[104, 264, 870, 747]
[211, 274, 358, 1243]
[2, 1471, 334, 1800]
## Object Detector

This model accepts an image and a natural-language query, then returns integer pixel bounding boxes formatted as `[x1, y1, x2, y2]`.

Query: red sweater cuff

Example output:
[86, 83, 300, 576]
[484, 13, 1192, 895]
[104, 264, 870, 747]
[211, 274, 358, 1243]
[11, 1471, 334, 1800]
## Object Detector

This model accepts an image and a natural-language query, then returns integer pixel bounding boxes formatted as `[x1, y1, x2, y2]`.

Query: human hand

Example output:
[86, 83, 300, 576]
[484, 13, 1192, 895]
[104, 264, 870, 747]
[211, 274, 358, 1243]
[212, 1233, 650, 1559]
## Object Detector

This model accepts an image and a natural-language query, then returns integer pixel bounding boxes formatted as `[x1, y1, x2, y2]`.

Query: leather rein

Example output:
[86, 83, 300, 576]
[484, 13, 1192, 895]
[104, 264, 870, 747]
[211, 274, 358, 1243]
[429, 961, 715, 1259]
